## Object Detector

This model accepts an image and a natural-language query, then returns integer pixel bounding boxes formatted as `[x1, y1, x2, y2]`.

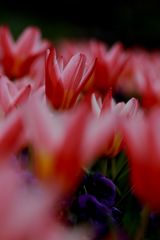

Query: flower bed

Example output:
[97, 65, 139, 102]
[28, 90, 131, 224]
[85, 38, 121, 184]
[0, 25, 159, 239]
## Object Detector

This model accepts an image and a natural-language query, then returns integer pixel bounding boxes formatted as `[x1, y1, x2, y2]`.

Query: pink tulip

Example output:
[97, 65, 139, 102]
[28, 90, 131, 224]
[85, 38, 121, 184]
[0, 164, 59, 240]
[88, 90, 138, 117]
[0, 110, 26, 160]
[82, 91, 139, 157]
[0, 75, 31, 115]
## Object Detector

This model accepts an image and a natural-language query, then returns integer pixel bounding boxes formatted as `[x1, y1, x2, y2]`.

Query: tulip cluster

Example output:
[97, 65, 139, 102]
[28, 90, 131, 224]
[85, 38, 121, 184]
[0, 25, 160, 239]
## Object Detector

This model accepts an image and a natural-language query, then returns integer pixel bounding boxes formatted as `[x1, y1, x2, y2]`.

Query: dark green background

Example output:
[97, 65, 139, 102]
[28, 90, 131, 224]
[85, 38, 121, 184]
[0, 1, 160, 49]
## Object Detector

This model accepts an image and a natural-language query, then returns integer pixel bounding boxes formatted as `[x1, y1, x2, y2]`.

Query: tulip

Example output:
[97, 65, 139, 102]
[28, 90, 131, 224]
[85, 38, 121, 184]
[0, 75, 31, 115]
[121, 108, 160, 211]
[45, 47, 95, 109]
[58, 40, 128, 94]
[117, 49, 160, 109]
[82, 91, 139, 157]
[0, 25, 50, 79]
[21, 93, 117, 195]
[0, 110, 25, 160]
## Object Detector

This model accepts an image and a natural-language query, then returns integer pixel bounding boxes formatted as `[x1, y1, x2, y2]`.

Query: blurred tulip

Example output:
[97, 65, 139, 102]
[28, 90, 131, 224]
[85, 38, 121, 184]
[0, 25, 50, 79]
[83, 91, 139, 157]
[121, 108, 160, 211]
[0, 75, 31, 115]
[117, 48, 160, 109]
[0, 109, 26, 160]
[20, 93, 118, 195]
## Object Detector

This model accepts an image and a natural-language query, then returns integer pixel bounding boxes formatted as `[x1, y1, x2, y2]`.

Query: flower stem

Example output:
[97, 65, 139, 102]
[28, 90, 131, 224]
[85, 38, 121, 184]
[112, 158, 116, 179]
[134, 205, 150, 240]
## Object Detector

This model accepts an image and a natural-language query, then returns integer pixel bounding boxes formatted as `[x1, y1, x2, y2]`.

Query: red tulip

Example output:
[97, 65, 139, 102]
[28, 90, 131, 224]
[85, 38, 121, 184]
[58, 40, 128, 94]
[121, 109, 160, 211]
[0, 25, 50, 79]
[45, 48, 95, 110]
[117, 48, 160, 109]
[21, 94, 116, 193]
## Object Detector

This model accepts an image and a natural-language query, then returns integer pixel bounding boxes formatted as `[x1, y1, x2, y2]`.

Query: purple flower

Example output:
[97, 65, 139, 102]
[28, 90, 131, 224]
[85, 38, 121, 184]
[82, 172, 116, 207]
[74, 194, 112, 223]
[65, 172, 121, 239]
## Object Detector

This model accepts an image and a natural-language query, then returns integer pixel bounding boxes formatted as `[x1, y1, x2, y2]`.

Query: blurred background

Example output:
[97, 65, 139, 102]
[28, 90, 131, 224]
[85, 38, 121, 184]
[0, 0, 160, 49]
